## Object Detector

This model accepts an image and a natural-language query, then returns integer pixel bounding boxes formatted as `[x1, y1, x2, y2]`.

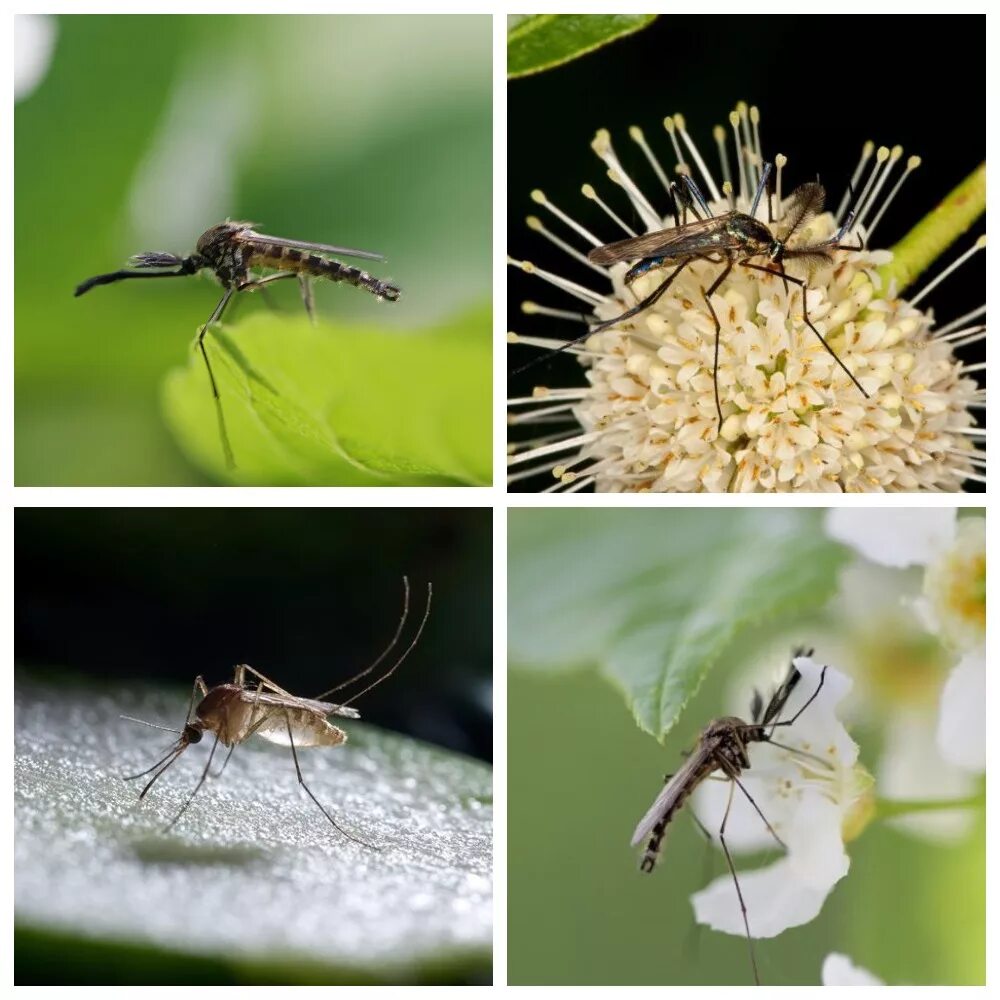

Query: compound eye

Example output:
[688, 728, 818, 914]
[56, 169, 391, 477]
[183, 724, 203, 744]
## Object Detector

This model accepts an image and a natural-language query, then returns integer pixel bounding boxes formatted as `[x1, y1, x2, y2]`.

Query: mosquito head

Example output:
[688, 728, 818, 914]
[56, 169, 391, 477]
[182, 722, 204, 745]
[767, 238, 786, 263]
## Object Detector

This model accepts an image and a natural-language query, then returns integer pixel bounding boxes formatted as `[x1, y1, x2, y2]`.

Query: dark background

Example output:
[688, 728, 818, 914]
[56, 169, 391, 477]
[15, 507, 492, 761]
[508, 14, 985, 491]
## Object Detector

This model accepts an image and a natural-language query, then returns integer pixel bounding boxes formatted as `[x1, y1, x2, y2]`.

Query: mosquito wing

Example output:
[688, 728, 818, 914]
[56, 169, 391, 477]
[630, 744, 716, 847]
[243, 231, 386, 263]
[588, 215, 741, 266]
[235, 689, 361, 719]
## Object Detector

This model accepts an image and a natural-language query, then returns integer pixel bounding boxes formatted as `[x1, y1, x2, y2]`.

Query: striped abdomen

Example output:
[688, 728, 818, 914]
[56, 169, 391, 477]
[249, 244, 401, 301]
[639, 782, 696, 873]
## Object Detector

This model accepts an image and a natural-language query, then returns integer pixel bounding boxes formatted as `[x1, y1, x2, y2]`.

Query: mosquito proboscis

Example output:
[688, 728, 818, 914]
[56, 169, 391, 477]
[122, 577, 430, 847]
[632, 649, 829, 985]
[75, 221, 401, 468]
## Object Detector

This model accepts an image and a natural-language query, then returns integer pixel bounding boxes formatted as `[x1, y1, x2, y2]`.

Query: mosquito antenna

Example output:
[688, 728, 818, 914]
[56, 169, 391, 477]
[339, 582, 432, 708]
[748, 161, 772, 219]
[120, 714, 183, 735]
[312, 576, 412, 700]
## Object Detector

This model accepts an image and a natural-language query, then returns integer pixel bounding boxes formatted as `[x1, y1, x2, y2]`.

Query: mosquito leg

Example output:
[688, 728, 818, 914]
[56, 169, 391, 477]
[589, 259, 692, 335]
[721, 763, 786, 851]
[163, 733, 221, 832]
[739, 262, 869, 399]
[701, 259, 734, 433]
[210, 744, 237, 780]
[284, 712, 378, 849]
[765, 738, 832, 771]
[766, 666, 827, 729]
[196, 286, 236, 469]
[298, 274, 316, 324]
[717, 777, 762, 987]
[184, 675, 209, 727]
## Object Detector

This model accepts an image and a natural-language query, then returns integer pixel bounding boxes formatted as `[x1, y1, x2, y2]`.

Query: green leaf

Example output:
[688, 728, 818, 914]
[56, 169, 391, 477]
[880, 163, 985, 294]
[15, 675, 492, 984]
[161, 303, 492, 485]
[507, 14, 657, 79]
[508, 509, 849, 740]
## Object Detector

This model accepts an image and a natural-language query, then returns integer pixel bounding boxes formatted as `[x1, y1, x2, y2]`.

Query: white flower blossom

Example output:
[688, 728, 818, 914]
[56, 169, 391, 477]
[822, 953, 885, 985]
[689, 657, 873, 938]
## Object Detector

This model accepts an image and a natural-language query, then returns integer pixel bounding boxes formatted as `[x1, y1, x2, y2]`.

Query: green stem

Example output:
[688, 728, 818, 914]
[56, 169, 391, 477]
[875, 793, 985, 820]
[878, 162, 985, 295]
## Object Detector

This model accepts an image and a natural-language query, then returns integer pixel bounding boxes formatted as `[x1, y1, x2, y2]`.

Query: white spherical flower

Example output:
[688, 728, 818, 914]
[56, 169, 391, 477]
[509, 105, 984, 493]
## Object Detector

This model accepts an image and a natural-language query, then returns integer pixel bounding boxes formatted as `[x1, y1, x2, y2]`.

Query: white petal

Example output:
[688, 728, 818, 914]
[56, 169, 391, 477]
[785, 791, 849, 889]
[822, 953, 885, 985]
[691, 855, 835, 938]
[879, 708, 976, 843]
[824, 509, 957, 568]
[936, 650, 986, 772]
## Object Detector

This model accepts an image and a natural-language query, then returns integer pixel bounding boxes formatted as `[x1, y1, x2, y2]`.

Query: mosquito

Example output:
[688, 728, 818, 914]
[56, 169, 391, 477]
[517, 165, 869, 434]
[121, 578, 430, 846]
[631, 649, 829, 986]
[75, 221, 401, 468]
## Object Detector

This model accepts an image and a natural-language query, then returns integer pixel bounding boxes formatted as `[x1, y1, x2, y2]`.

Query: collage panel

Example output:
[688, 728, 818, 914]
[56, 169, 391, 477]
[15, 507, 492, 984]
[507, 15, 984, 493]
[508, 507, 984, 985]
[16, 14, 492, 486]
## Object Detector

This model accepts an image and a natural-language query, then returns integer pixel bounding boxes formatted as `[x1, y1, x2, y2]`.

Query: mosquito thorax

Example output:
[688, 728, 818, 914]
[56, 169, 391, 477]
[195, 222, 249, 259]
[726, 214, 772, 254]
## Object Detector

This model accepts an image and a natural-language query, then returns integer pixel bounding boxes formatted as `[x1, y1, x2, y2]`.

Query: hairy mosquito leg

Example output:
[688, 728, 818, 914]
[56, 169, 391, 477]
[739, 262, 869, 400]
[163, 733, 221, 832]
[195, 286, 236, 470]
[284, 713, 377, 849]
[717, 776, 761, 987]
[298, 274, 316, 324]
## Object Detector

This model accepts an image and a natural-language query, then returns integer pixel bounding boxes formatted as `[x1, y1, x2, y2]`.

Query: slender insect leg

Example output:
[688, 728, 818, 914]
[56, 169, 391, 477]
[509, 261, 693, 378]
[124, 743, 185, 789]
[183, 675, 209, 727]
[298, 274, 316, 324]
[195, 286, 236, 469]
[211, 744, 237, 780]
[739, 261, 870, 399]
[717, 776, 762, 987]
[701, 259, 734, 433]
[726, 769, 786, 851]
[163, 733, 221, 832]
[284, 712, 377, 849]
[766, 665, 828, 730]
[589, 259, 693, 335]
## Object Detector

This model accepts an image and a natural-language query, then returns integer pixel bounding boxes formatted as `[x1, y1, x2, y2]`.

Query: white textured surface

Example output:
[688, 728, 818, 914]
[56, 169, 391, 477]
[15, 676, 492, 980]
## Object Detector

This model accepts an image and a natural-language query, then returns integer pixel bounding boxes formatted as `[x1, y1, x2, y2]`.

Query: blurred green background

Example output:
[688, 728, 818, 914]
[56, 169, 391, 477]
[508, 509, 985, 986]
[16, 14, 491, 484]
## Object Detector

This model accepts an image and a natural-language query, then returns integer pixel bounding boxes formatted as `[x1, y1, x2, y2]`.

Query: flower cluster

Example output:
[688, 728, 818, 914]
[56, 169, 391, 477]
[509, 104, 984, 492]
